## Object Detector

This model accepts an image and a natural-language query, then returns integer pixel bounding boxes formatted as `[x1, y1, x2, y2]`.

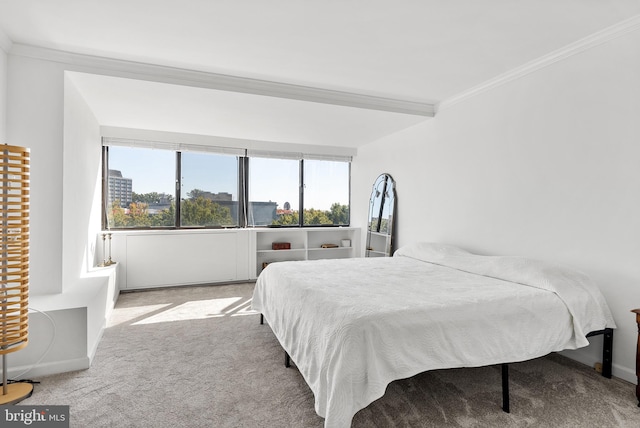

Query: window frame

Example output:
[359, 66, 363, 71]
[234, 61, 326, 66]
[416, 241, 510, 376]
[101, 143, 351, 230]
[178, 151, 242, 229]
[246, 156, 301, 228]
[300, 158, 351, 228]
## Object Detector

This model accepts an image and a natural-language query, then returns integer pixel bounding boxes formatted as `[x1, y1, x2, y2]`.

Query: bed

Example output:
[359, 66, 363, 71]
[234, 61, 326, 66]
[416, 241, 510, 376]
[251, 242, 616, 427]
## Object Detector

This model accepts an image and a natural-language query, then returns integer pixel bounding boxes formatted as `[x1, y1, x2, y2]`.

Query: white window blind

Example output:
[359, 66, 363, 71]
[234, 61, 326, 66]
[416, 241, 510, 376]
[302, 153, 353, 162]
[102, 137, 246, 157]
[103, 137, 352, 162]
[245, 149, 303, 160]
[246, 149, 352, 162]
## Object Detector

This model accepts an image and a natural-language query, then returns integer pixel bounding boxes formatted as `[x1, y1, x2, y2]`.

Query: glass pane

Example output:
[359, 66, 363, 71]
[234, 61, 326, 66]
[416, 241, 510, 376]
[379, 183, 394, 234]
[180, 152, 239, 227]
[106, 146, 175, 228]
[303, 160, 350, 225]
[248, 158, 299, 226]
[368, 177, 384, 232]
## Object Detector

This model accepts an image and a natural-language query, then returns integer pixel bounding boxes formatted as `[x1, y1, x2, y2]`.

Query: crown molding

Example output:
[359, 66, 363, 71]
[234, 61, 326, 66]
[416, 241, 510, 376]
[437, 14, 640, 113]
[9, 43, 434, 117]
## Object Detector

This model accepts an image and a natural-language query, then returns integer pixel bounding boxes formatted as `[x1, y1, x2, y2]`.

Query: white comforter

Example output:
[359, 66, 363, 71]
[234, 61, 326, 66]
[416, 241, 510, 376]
[251, 242, 615, 428]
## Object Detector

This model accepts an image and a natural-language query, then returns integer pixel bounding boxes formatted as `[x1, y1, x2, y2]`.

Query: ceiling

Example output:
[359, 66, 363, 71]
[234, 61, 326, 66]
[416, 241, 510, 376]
[1, 1, 640, 149]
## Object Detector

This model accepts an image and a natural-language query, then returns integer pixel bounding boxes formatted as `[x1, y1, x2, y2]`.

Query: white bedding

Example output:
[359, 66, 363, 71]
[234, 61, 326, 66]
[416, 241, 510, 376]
[251, 242, 616, 428]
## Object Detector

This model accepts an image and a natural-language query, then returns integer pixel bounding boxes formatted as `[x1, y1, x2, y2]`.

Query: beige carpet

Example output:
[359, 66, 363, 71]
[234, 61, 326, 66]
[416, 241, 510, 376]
[21, 282, 640, 427]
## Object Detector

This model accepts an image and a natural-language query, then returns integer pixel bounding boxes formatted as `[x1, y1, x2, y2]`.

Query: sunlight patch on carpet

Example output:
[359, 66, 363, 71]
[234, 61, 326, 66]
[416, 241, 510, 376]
[132, 297, 256, 324]
[108, 303, 172, 327]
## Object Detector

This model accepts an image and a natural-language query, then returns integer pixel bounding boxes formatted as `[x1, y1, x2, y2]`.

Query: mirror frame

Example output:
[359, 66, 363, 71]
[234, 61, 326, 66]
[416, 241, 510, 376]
[365, 173, 396, 257]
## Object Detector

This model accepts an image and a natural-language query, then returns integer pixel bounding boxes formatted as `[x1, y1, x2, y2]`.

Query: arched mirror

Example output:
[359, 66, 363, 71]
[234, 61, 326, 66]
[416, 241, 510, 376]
[365, 173, 396, 257]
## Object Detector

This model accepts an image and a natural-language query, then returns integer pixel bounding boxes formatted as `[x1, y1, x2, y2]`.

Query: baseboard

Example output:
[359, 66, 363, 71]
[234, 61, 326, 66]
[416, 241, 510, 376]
[8, 357, 91, 380]
[88, 320, 106, 365]
[612, 363, 637, 384]
[561, 349, 636, 384]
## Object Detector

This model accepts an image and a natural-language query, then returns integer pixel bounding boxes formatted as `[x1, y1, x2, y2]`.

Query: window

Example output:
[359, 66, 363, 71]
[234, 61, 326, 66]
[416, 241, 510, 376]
[180, 152, 239, 227]
[303, 159, 350, 226]
[105, 146, 175, 229]
[248, 157, 299, 226]
[102, 139, 351, 229]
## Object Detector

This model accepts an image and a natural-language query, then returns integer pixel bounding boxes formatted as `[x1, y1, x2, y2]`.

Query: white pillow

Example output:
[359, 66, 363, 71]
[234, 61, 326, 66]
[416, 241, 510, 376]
[394, 242, 470, 262]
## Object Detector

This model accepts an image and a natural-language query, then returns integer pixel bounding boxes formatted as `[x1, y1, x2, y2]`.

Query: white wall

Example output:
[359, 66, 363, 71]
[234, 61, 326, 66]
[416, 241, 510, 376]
[352, 28, 640, 382]
[62, 73, 103, 286]
[8, 55, 65, 295]
[7, 54, 119, 376]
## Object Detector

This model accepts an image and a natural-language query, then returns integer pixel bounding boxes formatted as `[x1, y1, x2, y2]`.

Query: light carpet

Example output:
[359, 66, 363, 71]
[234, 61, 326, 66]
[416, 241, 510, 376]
[21, 282, 640, 427]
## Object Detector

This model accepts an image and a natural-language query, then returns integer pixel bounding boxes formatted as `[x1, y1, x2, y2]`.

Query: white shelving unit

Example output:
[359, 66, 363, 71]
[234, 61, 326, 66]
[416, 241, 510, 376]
[366, 231, 392, 257]
[252, 227, 360, 278]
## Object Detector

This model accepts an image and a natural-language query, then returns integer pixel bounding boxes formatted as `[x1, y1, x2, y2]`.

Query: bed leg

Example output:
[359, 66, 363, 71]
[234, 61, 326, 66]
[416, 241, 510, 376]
[501, 363, 510, 413]
[602, 328, 613, 379]
[260, 314, 264, 325]
[285, 351, 291, 368]
[586, 328, 615, 379]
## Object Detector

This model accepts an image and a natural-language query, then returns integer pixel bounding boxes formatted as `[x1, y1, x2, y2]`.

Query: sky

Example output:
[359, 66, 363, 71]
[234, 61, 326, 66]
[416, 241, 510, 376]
[108, 147, 349, 210]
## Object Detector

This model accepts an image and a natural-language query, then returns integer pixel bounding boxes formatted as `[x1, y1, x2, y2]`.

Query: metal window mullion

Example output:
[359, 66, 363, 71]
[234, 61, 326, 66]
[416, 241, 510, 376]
[238, 156, 249, 228]
[102, 146, 109, 230]
[347, 162, 351, 226]
[175, 151, 182, 228]
[299, 159, 304, 227]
